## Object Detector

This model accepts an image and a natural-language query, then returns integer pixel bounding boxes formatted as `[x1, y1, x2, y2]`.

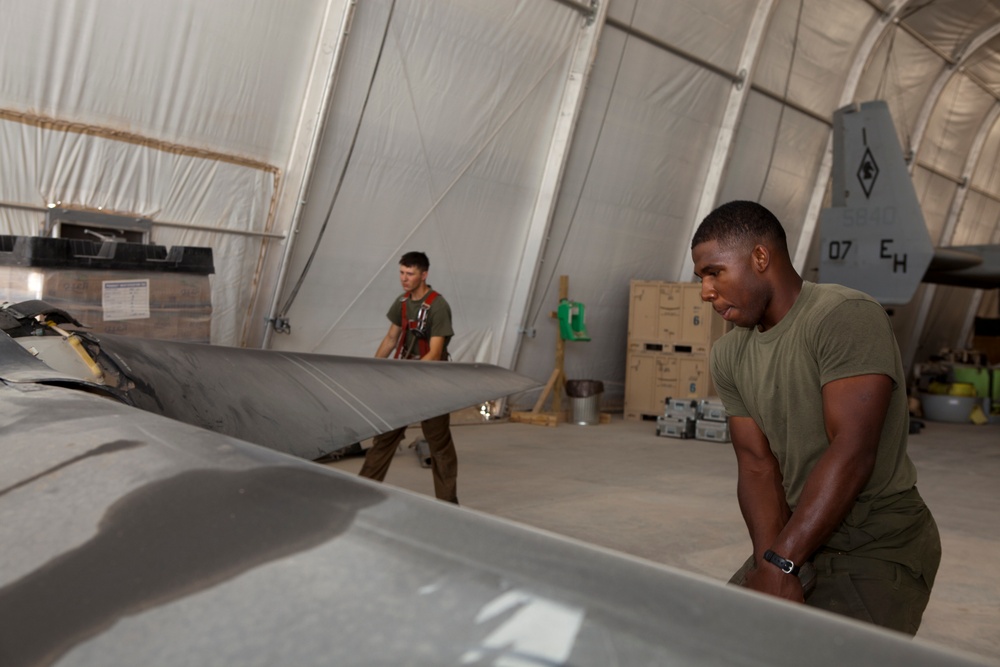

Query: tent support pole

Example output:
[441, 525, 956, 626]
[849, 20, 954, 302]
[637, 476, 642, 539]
[246, 0, 356, 349]
[494, 3, 608, 387]
[678, 0, 776, 282]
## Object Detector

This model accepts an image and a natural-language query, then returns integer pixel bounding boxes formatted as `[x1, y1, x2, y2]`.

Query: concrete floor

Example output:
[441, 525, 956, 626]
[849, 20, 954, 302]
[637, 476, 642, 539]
[324, 414, 1000, 664]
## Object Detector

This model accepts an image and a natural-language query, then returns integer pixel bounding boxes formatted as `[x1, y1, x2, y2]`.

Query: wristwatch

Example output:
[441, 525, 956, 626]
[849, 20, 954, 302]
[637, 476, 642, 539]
[763, 549, 800, 575]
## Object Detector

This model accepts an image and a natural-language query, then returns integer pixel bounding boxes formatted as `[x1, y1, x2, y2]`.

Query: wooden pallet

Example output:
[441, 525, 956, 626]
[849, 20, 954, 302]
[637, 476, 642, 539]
[509, 410, 612, 427]
[509, 410, 564, 427]
[624, 410, 663, 422]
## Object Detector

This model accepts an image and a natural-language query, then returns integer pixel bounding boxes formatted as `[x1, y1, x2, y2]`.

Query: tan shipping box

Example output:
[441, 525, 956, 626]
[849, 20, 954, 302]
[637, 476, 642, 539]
[1, 266, 212, 343]
[624, 350, 715, 421]
[0, 266, 211, 309]
[627, 280, 727, 348]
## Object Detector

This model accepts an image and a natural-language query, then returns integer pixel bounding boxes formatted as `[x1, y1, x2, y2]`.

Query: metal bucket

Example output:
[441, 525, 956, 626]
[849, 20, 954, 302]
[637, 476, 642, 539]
[569, 394, 602, 425]
[566, 380, 604, 426]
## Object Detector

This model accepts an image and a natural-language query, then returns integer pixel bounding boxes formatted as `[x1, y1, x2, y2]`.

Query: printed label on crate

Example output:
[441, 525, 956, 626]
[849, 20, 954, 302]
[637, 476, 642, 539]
[102, 280, 151, 321]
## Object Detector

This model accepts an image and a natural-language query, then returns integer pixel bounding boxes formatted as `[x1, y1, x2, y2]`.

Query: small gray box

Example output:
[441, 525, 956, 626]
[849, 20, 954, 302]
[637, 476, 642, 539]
[664, 397, 698, 419]
[657, 415, 696, 439]
[698, 399, 727, 422]
[695, 419, 731, 442]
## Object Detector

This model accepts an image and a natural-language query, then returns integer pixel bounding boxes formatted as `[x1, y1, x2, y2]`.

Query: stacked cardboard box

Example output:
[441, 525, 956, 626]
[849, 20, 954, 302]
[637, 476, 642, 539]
[0, 236, 214, 343]
[624, 280, 728, 420]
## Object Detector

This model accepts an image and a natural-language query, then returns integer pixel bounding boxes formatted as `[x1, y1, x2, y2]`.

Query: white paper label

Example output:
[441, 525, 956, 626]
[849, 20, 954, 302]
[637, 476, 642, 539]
[102, 279, 151, 321]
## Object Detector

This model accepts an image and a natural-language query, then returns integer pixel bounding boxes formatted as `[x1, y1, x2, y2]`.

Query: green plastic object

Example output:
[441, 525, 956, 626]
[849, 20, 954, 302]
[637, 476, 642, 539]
[951, 364, 991, 398]
[557, 299, 591, 342]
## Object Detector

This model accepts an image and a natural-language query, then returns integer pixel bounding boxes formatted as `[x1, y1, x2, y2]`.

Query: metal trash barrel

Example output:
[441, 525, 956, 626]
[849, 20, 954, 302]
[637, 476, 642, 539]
[566, 379, 604, 426]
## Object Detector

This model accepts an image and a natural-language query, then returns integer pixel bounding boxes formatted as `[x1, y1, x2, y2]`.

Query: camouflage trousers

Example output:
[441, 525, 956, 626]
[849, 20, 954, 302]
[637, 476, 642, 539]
[359, 412, 458, 503]
[729, 549, 933, 636]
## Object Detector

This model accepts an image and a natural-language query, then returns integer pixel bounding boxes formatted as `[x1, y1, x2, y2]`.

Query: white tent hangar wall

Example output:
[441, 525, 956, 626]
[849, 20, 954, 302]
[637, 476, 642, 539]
[2, 0, 999, 410]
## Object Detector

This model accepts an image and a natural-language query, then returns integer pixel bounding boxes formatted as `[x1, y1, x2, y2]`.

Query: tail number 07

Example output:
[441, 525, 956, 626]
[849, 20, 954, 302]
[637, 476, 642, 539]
[827, 240, 852, 260]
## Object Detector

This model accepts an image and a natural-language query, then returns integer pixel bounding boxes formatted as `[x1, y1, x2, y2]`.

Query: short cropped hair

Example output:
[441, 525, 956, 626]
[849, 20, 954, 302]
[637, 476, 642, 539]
[690, 201, 788, 254]
[399, 251, 430, 272]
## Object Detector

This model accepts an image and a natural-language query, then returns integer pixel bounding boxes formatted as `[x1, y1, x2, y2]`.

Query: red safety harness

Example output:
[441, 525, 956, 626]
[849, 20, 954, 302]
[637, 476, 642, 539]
[394, 290, 439, 359]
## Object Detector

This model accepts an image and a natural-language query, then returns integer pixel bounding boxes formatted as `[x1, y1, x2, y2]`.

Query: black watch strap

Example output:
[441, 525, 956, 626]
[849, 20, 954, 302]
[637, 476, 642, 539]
[763, 549, 800, 575]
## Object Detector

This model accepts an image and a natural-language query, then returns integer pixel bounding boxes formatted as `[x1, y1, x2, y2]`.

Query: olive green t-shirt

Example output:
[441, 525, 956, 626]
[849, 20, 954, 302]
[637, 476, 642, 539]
[711, 282, 934, 574]
[387, 287, 454, 359]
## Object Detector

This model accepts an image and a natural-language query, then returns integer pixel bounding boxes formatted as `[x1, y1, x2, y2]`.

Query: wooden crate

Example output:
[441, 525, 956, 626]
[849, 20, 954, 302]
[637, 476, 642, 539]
[624, 349, 714, 421]
[627, 280, 728, 348]
[627, 281, 676, 342]
[64, 305, 212, 343]
[0, 266, 211, 309]
[627, 339, 712, 357]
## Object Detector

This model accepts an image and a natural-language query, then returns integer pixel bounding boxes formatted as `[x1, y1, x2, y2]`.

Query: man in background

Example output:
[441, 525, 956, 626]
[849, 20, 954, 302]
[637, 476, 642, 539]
[358, 251, 459, 504]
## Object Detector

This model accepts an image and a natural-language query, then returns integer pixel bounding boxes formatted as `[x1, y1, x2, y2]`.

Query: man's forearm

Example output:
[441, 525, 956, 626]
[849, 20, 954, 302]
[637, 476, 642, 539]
[737, 462, 805, 602]
[769, 443, 873, 566]
[374, 335, 396, 359]
[419, 336, 445, 361]
[737, 468, 790, 560]
[728, 419, 803, 601]
[729, 418, 790, 562]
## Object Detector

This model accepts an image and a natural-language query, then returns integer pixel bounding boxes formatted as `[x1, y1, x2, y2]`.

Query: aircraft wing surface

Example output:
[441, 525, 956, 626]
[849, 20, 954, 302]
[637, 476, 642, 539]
[924, 244, 1000, 289]
[88, 332, 539, 459]
[0, 377, 988, 667]
[0, 300, 538, 460]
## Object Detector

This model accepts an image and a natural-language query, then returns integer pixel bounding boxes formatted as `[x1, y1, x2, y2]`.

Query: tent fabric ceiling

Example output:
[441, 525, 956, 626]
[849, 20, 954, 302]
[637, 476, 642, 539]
[2, 0, 1000, 408]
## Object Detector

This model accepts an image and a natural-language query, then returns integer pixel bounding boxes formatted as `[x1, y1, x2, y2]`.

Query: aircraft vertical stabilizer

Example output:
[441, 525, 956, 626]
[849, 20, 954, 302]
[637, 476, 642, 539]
[819, 101, 935, 304]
